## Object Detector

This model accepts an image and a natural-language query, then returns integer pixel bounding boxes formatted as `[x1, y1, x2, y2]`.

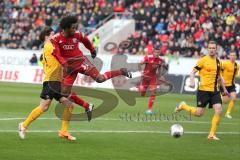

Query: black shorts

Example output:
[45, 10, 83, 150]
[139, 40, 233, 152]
[40, 81, 62, 101]
[220, 85, 236, 94]
[196, 90, 222, 108]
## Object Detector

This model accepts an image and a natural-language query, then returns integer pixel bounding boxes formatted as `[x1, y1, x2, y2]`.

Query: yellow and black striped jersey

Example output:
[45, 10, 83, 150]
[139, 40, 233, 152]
[194, 55, 222, 92]
[221, 60, 239, 86]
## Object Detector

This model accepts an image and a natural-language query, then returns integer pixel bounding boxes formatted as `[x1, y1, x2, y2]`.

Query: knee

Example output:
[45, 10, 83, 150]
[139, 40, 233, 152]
[222, 96, 229, 103]
[41, 104, 50, 112]
[62, 86, 72, 96]
[140, 92, 145, 97]
[150, 91, 156, 96]
[195, 112, 203, 117]
[60, 97, 72, 107]
[60, 98, 68, 104]
[195, 109, 204, 117]
[232, 96, 237, 101]
[214, 107, 222, 115]
[96, 75, 105, 83]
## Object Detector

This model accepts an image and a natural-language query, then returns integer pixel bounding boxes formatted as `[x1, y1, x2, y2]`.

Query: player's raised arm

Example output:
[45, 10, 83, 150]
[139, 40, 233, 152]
[77, 32, 96, 58]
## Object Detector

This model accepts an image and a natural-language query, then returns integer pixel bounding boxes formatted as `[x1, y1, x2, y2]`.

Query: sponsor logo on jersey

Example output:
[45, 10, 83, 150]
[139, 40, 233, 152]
[63, 45, 74, 50]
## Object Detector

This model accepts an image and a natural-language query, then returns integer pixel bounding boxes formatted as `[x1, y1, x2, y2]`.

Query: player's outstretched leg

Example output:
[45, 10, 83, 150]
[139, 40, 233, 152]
[119, 68, 132, 78]
[175, 101, 198, 116]
[99, 68, 132, 82]
[87, 67, 132, 83]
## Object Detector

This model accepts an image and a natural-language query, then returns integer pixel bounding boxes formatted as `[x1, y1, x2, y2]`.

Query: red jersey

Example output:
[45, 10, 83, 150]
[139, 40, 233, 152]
[51, 31, 95, 65]
[141, 55, 162, 77]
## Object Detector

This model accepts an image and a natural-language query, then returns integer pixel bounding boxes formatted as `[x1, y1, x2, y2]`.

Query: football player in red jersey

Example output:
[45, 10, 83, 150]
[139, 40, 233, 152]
[51, 15, 132, 119]
[138, 50, 163, 114]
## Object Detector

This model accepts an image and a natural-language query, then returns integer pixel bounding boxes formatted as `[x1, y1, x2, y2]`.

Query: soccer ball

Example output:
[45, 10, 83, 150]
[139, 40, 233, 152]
[170, 124, 184, 138]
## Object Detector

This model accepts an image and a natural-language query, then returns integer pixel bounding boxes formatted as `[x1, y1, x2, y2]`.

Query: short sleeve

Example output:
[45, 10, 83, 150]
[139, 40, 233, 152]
[194, 58, 204, 71]
[75, 31, 83, 41]
[44, 42, 54, 55]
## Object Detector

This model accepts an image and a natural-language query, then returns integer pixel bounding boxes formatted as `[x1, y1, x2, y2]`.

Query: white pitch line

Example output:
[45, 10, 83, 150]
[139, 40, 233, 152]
[0, 130, 239, 134]
[0, 117, 239, 125]
[0, 117, 58, 120]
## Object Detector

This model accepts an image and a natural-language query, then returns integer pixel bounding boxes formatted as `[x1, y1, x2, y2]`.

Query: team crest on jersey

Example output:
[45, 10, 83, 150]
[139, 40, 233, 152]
[73, 38, 77, 43]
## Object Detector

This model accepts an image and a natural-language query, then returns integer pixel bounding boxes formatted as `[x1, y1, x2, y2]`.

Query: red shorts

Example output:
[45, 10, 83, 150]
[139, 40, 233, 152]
[62, 56, 100, 86]
[139, 76, 157, 96]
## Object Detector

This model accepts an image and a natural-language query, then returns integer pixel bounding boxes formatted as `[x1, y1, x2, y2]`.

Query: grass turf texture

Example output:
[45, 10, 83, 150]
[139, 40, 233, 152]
[0, 82, 239, 160]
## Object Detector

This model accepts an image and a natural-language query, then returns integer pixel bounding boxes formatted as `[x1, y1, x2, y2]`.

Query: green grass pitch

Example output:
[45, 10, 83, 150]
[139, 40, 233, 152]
[0, 82, 239, 160]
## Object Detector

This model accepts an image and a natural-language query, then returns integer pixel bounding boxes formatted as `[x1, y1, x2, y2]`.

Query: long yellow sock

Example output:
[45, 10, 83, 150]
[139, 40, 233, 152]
[226, 100, 235, 114]
[209, 114, 221, 136]
[61, 107, 73, 132]
[181, 104, 197, 116]
[23, 106, 44, 129]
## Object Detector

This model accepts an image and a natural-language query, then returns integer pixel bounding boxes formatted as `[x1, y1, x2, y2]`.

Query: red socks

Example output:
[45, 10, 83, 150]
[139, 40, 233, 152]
[103, 70, 123, 80]
[148, 95, 155, 110]
[69, 92, 89, 109]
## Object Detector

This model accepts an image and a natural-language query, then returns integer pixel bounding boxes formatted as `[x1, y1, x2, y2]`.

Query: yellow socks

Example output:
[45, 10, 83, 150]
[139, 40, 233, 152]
[23, 106, 44, 129]
[61, 107, 73, 132]
[181, 104, 197, 116]
[209, 114, 221, 136]
[226, 100, 235, 114]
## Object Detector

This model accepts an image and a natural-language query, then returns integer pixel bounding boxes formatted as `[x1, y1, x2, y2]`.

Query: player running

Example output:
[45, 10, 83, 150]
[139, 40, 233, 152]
[175, 41, 228, 140]
[221, 52, 239, 119]
[51, 15, 132, 98]
[18, 27, 92, 141]
[138, 49, 164, 114]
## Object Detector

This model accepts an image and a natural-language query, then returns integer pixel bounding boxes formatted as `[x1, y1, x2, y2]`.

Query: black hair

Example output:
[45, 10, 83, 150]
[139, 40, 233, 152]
[39, 27, 53, 42]
[60, 15, 78, 30]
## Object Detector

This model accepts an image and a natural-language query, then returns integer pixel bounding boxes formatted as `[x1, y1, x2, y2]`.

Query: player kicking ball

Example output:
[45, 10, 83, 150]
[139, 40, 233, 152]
[221, 52, 239, 119]
[51, 15, 132, 99]
[138, 49, 164, 114]
[19, 27, 93, 141]
[175, 41, 228, 140]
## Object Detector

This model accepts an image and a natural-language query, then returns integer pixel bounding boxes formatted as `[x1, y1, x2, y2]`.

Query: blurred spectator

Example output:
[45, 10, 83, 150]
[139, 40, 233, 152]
[200, 42, 208, 55]
[0, 0, 239, 60]
[126, 0, 240, 59]
[29, 53, 38, 65]
[92, 33, 100, 51]
[0, 0, 120, 50]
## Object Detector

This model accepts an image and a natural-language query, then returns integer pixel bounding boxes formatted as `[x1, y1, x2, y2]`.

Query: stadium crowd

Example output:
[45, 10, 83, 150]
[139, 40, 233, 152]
[0, 0, 239, 59]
